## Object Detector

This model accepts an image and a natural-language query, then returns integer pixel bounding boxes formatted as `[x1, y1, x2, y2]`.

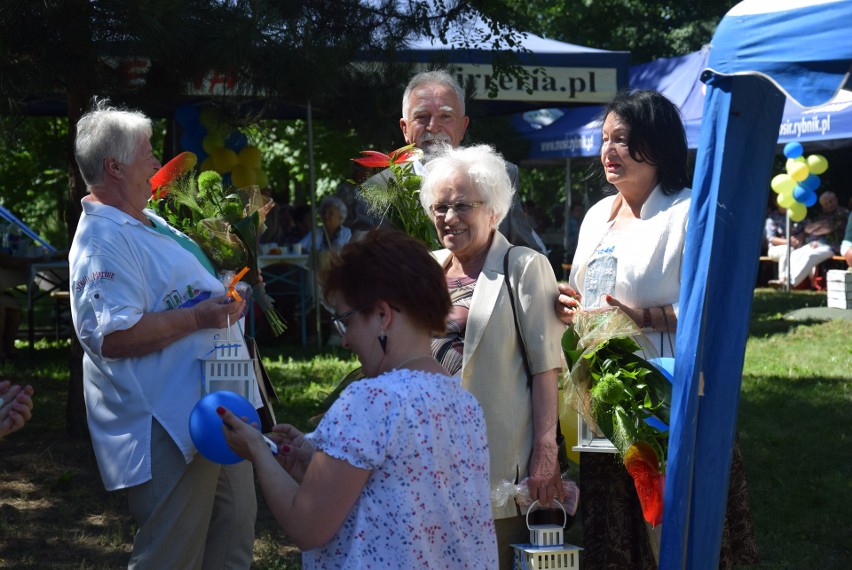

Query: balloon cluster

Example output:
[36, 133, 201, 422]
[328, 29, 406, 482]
[770, 142, 829, 222]
[175, 104, 269, 189]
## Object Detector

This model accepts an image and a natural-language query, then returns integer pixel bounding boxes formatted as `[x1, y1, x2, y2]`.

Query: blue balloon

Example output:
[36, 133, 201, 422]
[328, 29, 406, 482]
[189, 391, 260, 464]
[175, 104, 200, 129]
[647, 357, 675, 383]
[783, 141, 804, 159]
[225, 131, 249, 153]
[792, 184, 808, 202]
[799, 173, 821, 192]
[180, 131, 207, 160]
[186, 121, 207, 140]
[801, 188, 818, 207]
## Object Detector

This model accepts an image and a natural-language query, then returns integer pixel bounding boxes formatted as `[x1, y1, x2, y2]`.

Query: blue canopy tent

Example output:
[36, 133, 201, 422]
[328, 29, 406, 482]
[661, 1, 852, 568]
[357, 8, 631, 116]
[519, 45, 852, 160]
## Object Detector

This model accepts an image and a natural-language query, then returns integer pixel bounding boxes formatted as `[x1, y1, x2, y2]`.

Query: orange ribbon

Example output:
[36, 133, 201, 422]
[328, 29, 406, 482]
[226, 267, 250, 302]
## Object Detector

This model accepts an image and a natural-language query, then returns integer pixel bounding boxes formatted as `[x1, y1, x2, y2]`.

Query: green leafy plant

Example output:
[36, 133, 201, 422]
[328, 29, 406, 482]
[562, 309, 672, 526]
[149, 153, 286, 336]
[353, 144, 439, 249]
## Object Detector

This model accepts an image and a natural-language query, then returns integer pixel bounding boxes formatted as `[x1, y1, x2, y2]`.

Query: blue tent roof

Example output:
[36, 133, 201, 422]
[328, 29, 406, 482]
[662, 1, 852, 568]
[357, 8, 630, 115]
[520, 36, 852, 160]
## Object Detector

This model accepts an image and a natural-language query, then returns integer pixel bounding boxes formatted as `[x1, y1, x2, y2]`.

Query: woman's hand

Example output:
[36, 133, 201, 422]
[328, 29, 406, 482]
[528, 440, 563, 508]
[556, 283, 582, 326]
[218, 406, 267, 462]
[604, 294, 643, 328]
[269, 423, 314, 482]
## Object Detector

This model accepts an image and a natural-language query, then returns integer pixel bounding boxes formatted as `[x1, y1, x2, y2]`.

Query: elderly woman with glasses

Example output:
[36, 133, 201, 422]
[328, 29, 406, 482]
[219, 230, 497, 569]
[420, 144, 566, 569]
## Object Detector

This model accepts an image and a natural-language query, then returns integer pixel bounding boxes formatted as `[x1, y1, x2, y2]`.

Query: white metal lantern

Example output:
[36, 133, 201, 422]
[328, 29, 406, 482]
[512, 500, 583, 570]
[201, 320, 255, 399]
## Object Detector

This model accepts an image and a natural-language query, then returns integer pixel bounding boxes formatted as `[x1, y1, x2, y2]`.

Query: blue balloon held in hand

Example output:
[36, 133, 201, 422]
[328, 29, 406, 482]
[189, 391, 260, 464]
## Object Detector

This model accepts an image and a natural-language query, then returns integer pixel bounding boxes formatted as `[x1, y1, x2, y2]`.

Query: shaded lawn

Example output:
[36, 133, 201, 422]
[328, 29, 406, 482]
[1, 290, 850, 568]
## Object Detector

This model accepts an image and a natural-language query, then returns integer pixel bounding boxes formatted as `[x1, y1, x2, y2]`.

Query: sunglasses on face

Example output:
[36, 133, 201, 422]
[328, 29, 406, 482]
[430, 201, 483, 217]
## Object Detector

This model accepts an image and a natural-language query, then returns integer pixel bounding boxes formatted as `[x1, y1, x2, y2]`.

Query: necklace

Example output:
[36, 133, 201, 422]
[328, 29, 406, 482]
[393, 353, 433, 370]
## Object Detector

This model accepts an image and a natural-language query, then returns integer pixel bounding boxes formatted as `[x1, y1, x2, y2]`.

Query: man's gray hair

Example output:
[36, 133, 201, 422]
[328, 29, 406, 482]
[401, 70, 466, 119]
[75, 98, 152, 187]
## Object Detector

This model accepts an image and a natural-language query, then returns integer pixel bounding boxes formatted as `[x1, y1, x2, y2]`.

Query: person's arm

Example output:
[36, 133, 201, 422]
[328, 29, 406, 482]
[603, 295, 677, 332]
[527, 369, 563, 507]
[101, 295, 245, 359]
[219, 406, 370, 550]
[0, 381, 34, 438]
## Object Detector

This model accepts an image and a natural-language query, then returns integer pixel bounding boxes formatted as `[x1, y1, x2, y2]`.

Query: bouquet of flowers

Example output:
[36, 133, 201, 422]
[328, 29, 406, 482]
[562, 309, 672, 526]
[149, 151, 286, 336]
[352, 144, 439, 249]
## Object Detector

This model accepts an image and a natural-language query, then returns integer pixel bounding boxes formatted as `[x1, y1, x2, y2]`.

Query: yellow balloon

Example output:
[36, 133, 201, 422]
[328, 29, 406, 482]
[770, 173, 795, 194]
[787, 161, 809, 182]
[200, 156, 216, 172]
[202, 133, 225, 155]
[212, 148, 238, 173]
[231, 164, 257, 188]
[238, 146, 262, 169]
[559, 406, 580, 465]
[788, 202, 807, 222]
[806, 154, 829, 175]
[254, 169, 269, 188]
[198, 108, 219, 129]
[777, 191, 796, 208]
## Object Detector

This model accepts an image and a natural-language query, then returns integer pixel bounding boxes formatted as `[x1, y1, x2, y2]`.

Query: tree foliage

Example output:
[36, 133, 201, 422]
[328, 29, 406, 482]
[498, 0, 738, 63]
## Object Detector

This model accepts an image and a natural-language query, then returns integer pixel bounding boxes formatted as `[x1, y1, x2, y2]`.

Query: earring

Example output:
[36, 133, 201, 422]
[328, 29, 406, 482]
[378, 331, 387, 354]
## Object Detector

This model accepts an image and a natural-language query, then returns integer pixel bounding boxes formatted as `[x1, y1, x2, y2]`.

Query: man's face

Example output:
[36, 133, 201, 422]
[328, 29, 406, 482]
[399, 83, 469, 155]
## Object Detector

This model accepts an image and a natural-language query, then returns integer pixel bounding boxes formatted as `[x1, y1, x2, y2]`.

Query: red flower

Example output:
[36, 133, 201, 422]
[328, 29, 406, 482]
[352, 144, 422, 168]
[624, 441, 665, 527]
[151, 151, 198, 199]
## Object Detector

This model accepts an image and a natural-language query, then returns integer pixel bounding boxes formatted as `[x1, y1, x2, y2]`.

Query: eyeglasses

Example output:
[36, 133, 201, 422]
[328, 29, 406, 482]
[330, 303, 401, 336]
[330, 305, 366, 336]
[430, 201, 484, 217]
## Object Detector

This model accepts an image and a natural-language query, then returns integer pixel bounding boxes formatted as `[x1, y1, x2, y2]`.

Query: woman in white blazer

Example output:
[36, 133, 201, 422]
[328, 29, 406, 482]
[557, 90, 758, 568]
[420, 144, 566, 570]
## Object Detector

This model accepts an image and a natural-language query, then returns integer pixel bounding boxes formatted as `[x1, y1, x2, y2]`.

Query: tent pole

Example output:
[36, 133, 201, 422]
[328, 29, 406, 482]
[562, 157, 572, 281]
[306, 100, 321, 349]
[785, 211, 791, 292]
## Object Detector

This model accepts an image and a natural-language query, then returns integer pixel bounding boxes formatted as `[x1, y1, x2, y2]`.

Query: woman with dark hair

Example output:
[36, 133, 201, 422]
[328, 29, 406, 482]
[219, 230, 497, 569]
[556, 89, 758, 568]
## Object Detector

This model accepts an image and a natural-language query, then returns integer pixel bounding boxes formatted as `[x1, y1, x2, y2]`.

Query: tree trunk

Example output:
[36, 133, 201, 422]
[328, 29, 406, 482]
[62, 0, 93, 438]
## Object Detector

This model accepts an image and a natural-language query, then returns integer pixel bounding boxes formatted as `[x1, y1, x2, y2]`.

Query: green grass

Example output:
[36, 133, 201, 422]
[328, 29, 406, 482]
[738, 290, 852, 569]
[1, 290, 850, 568]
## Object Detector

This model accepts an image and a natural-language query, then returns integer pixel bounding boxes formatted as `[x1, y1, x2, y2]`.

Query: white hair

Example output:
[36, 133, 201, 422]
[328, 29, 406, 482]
[75, 98, 152, 187]
[401, 70, 465, 119]
[419, 144, 513, 229]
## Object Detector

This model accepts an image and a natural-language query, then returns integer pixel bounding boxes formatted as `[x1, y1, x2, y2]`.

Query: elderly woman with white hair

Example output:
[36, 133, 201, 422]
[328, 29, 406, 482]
[420, 144, 565, 570]
[298, 195, 352, 253]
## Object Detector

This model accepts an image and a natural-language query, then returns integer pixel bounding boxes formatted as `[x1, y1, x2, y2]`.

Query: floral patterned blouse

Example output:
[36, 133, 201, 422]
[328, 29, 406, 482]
[302, 369, 497, 569]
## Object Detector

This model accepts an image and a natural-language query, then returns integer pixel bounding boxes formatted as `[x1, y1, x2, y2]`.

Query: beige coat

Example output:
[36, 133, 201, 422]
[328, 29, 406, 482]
[434, 231, 565, 519]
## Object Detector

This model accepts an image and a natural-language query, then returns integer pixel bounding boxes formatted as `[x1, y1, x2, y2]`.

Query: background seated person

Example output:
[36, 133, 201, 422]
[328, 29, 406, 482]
[777, 191, 848, 288]
[764, 203, 807, 283]
[298, 196, 351, 254]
